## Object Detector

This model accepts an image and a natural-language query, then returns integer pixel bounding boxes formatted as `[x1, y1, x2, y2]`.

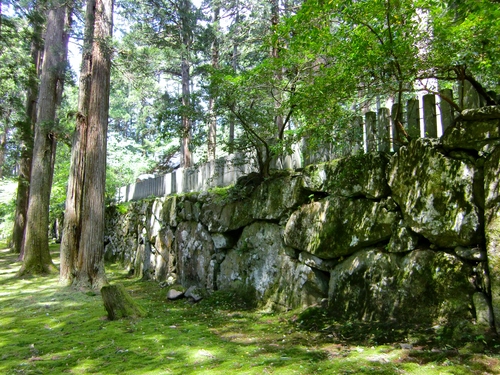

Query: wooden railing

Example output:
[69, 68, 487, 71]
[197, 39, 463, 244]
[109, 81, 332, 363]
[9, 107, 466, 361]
[118, 87, 492, 202]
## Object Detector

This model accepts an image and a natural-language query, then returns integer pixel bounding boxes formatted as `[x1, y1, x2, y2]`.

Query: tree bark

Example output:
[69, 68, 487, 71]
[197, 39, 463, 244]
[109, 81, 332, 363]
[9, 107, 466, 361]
[73, 0, 113, 289]
[0, 117, 10, 179]
[228, 1, 239, 153]
[11, 4, 43, 255]
[101, 284, 146, 320]
[207, 5, 220, 161]
[180, 0, 192, 168]
[59, 0, 96, 286]
[19, 0, 71, 275]
[270, 0, 284, 139]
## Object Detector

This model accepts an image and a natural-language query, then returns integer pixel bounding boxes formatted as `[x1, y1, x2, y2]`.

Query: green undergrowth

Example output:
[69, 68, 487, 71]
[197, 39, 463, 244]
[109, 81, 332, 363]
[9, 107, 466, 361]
[1, 247, 500, 375]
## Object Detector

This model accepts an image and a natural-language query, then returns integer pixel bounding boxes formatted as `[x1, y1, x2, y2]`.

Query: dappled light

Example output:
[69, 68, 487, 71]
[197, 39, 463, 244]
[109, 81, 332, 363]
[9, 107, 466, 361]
[1, 246, 499, 374]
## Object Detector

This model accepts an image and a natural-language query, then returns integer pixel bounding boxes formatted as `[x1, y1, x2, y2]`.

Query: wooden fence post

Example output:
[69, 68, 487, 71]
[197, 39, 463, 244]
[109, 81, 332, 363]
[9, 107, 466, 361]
[352, 116, 363, 154]
[439, 89, 454, 133]
[377, 107, 390, 152]
[406, 99, 420, 140]
[423, 94, 438, 138]
[391, 103, 402, 152]
[365, 111, 377, 152]
[459, 80, 481, 110]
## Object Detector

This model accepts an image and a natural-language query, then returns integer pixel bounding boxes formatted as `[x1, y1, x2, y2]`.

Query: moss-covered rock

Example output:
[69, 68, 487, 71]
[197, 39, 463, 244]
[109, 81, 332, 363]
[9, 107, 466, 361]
[484, 146, 500, 330]
[250, 174, 309, 221]
[175, 221, 215, 290]
[217, 222, 284, 298]
[200, 199, 254, 233]
[328, 248, 475, 327]
[387, 220, 420, 253]
[303, 153, 390, 199]
[283, 196, 399, 259]
[442, 106, 500, 152]
[217, 222, 328, 309]
[388, 139, 480, 248]
[266, 257, 329, 310]
[162, 196, 178, 227]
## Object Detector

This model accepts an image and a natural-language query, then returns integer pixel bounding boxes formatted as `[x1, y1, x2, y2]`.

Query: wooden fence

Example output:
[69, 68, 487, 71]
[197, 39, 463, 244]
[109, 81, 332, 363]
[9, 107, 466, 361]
[117, 86, 489, 202]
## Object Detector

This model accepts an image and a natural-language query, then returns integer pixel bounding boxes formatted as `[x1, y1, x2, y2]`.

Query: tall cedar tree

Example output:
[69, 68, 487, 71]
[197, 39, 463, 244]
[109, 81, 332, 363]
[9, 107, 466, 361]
[19, 0, 71, 275]
[11, 1, 43, 255]
[71, 0, 113, 289]
[59, 0, 96, 285]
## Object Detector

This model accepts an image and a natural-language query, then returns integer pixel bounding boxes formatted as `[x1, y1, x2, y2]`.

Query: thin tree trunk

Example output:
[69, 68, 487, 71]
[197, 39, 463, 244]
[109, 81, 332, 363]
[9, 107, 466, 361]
[228, 2, 239, 153]
[207, 5, 219, 161]
[60, 0, 95, 285]
[19, 0, 71, 275]
[11, 5, 43, 255]
[73, 0, 113, 289]
[180, 0, 192, 168]
[181, 58, 192, 167]
[270, 0, 284, 139]
[0, 117, 10, 179]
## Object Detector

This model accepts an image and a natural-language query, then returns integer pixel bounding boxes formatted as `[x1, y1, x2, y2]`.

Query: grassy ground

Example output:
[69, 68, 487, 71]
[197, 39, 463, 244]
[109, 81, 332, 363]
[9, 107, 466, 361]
[1, 246, 500, 375]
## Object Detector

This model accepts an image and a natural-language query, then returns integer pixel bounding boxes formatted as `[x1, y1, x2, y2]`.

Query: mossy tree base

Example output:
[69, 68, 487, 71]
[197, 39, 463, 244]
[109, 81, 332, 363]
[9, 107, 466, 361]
[17, 262, 58, 277]
[101, 284, 146, 320]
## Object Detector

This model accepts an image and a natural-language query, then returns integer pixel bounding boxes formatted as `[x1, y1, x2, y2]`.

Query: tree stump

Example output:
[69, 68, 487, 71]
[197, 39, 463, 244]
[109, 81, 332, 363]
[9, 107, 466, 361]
[101, 284, 146, 320]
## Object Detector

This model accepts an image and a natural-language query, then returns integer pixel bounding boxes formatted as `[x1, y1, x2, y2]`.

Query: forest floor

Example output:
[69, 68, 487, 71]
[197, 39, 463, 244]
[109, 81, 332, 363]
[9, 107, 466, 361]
[1, 245, 500, 375]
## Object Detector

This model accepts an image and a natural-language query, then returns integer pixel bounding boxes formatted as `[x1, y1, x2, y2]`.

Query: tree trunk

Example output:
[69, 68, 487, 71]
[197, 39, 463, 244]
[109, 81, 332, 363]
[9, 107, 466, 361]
[207, 5, 220, 161]
[101, 284, 146, 320]
[59, 0, 96, 286]
[19, 0, 71, 275]
[181, 58, 192, 167]
[73, 0, 113, 289]
[180, 0, 192, 168]
[228, 3, 239, 153]
[270, 0, 284, 139]
[0, 118, 10, 179]
[11, 6, 43, 255]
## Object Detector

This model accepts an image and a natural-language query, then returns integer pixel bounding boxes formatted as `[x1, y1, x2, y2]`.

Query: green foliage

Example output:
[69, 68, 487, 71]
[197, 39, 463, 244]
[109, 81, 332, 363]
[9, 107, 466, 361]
[0, 179, 17, 239]
[278, 0, 500, 115]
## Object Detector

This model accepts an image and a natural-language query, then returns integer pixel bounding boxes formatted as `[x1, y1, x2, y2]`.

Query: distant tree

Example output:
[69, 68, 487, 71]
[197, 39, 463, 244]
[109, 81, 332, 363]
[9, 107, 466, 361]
[210, 0, 301, 177]
[120, 0, 201, 167]
[206, 1, 219, 160]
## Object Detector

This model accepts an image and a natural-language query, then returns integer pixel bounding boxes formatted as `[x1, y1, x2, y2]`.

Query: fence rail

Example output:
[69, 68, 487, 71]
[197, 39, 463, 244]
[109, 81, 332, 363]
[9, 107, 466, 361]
[118, 87, 489, 202]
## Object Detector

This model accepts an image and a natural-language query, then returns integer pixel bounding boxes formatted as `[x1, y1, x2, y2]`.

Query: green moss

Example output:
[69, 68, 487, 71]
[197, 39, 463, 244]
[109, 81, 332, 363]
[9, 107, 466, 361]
[1, 247, 499, 375]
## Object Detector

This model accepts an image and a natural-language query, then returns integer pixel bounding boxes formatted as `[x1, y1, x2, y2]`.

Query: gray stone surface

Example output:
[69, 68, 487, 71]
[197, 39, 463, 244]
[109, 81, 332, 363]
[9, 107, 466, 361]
[284, 196, 399, 259]
[388, 139, 481, 248]
[303, 153, 390, 199]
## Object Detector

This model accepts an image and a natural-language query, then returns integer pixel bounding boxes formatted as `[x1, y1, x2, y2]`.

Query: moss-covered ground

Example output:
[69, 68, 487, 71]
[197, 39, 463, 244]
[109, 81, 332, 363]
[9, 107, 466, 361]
[1, 245, 500, 375]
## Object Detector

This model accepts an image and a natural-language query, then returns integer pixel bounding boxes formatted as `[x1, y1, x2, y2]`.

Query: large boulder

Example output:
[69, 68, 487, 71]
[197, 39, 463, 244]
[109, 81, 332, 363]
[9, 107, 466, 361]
[328, 248, 475, 326]
[266, 257, 329, 310]
[175, 221, 215, 290]
[484, 146, 500, 329]
[153, 227, 176, 283]
[388, 139, 481, 248]
[442, 106, 500, 152]
[283, 197, 398, 259]
[217, 222, 284, 298]
[200, 199, 254, 233]
[303, 153, 390, 199]
[250, 174, 308, 221]
[217, 222, 328, 308]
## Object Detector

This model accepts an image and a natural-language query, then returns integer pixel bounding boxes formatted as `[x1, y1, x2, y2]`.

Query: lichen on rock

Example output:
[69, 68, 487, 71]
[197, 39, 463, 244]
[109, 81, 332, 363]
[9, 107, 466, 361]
[388, 139, 480, 248]
[283, 196, 399, 259]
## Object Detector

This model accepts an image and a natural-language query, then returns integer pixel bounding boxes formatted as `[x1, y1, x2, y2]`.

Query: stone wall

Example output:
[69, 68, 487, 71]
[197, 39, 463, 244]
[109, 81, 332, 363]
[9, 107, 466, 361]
[105, 106, 500, 336]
